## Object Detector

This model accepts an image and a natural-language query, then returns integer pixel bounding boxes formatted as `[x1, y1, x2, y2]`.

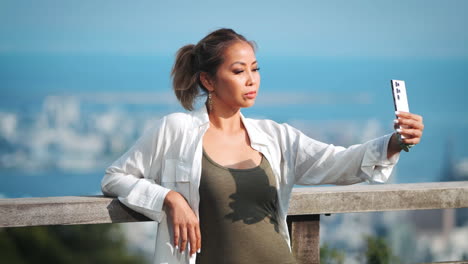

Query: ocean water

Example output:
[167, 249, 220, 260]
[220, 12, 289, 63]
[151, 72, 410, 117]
[1, 54, 467, 198]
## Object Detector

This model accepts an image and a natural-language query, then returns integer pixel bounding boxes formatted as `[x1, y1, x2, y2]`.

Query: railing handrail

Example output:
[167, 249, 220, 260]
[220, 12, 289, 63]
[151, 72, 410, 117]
[1, 181, 468, 228]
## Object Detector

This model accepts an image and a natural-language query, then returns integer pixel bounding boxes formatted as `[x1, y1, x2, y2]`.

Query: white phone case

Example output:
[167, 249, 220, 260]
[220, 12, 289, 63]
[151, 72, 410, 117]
[391, 80, 410, 113]
[391, 80, 410, 138]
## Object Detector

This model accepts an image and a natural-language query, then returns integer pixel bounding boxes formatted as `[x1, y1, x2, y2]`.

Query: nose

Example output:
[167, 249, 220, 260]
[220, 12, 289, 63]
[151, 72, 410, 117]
[246, 69, 258, 86]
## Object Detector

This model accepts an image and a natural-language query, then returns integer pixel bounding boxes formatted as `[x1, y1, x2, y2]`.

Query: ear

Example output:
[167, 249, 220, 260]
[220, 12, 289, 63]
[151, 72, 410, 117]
[200, 72, 215, 92]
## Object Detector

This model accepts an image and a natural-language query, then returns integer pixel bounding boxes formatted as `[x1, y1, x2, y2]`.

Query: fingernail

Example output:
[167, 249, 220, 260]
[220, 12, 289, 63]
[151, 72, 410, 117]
[396, 128, 402, 133]
[395, 111, 400, 115]
[197, 249, 201, 253]
[393, 119, 399, 124]
[175, 245, 179, 250]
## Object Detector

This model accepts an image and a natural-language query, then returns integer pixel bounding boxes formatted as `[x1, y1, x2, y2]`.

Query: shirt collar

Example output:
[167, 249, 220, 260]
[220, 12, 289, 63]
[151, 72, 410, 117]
[191, 105, 210, 127]
[240, 113, 269, 147]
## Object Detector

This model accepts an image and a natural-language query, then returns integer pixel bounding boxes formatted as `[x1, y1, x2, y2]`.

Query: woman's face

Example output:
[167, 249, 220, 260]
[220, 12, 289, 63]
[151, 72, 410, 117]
[209, 41, 260, 111]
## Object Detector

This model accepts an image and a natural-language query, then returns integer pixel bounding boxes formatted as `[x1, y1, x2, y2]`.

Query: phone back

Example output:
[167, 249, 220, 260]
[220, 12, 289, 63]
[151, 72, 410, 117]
[391, 80, 410, 112]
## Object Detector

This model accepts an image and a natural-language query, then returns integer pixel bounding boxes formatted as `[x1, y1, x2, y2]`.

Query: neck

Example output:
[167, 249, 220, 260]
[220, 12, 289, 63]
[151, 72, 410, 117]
[207, 104, 243, 133]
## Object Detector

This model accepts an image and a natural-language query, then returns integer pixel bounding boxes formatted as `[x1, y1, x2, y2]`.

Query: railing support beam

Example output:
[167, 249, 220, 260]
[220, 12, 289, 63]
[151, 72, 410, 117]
[287, 214, 320, 264]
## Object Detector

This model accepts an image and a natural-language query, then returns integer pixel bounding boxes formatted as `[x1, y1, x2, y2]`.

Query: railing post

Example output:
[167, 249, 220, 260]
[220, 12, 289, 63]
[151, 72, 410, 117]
[287, 214, 320, 264]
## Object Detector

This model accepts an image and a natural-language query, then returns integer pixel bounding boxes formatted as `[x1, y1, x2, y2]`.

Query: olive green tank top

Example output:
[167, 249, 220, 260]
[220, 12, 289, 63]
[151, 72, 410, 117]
[196, 150, 297, 264]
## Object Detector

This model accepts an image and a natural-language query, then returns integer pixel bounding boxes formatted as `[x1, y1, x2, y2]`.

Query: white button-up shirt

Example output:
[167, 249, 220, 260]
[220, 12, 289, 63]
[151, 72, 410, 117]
[101, 105, 399, 264]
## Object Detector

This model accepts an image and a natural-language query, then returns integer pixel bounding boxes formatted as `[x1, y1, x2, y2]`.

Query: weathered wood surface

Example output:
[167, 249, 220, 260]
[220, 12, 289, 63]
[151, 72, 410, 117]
[287, 215, 320, 264]
[288, 181, 468, 215]
[0, 196, 151, 227]
[1, 181, 467, 228]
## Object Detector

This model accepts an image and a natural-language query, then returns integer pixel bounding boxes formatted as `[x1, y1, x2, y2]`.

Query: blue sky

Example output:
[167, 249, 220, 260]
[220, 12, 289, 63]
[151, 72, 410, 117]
[1, 0, 467, 57]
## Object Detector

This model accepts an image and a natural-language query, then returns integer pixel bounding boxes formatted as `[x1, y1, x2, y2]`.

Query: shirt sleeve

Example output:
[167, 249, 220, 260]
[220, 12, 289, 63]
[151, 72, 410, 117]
[101, 117, 171, 222]
[284, 124, 400, 185]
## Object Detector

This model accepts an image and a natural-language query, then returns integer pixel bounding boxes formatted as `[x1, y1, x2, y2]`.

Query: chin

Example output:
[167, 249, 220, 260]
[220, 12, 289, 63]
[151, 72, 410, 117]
[241, 102, 255, 109]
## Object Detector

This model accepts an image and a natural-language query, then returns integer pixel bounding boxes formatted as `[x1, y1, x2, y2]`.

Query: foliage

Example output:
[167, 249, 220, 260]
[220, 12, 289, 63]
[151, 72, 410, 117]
[362, 235, 400, 264]
[320, 243, 345, 264]
[321, 235, 402, 264]
[0, 224, 146, 264]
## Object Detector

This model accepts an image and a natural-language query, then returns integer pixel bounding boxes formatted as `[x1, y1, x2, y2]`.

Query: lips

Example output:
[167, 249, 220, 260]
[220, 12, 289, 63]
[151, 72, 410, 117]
[244, 91, 257, 99]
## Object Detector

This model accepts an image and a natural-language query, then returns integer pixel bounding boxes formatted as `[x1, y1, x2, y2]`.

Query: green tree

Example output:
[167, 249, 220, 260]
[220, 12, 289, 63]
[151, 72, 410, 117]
[0, 224, 146, 264]
[362, 235, 400, 264]
[320, 243, 345, 264]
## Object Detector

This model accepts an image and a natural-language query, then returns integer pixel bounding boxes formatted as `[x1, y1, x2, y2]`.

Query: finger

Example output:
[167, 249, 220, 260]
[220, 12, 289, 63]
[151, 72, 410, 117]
[396, 128, 423, 140]
[196, 224, 202, 254]
[395, 111, 409, 119]
[173, 224, 180, 250]
[395, 118, 424, 130]
[393, 119, 400, 130]
[396, 111, 423, 122]
[180, 226, 188, 253]
[188, 225, 197, 256]
[402, 137, 421, 145]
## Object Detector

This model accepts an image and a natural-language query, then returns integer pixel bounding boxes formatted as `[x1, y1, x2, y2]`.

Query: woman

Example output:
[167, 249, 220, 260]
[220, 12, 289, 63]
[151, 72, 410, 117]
[101, 28, 424, 264]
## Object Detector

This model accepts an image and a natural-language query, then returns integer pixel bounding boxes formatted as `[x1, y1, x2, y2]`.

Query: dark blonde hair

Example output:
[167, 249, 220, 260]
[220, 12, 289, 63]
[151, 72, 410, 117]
[171, 28, 255, 111]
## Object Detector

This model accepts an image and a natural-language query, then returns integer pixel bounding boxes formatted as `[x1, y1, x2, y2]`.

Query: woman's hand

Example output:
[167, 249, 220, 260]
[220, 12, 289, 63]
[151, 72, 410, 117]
[387, 111, 424, 158]
[164, 190, 201, 257]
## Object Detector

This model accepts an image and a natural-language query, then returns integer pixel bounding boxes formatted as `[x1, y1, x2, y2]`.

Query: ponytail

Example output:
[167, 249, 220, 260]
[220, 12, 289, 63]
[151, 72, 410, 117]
[171, 44, 200, 111]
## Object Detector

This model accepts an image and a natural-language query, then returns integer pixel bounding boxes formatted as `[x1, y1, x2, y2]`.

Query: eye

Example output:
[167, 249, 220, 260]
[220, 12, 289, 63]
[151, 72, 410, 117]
[233, 69, 244, 74]
[252, 67, 260, 72]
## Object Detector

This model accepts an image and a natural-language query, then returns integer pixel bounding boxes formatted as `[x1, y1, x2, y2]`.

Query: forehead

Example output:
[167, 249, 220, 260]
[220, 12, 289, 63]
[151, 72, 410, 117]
[222, 41, 256, 63]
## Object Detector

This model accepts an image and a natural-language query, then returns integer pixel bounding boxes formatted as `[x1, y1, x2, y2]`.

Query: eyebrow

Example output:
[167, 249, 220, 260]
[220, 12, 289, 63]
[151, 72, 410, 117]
[230, 60, 258, 67]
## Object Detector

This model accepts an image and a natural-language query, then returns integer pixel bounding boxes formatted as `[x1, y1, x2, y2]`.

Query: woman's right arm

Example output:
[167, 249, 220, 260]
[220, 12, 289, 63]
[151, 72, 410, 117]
[101, 116, 201, 256]
[101, 118, 171, 222]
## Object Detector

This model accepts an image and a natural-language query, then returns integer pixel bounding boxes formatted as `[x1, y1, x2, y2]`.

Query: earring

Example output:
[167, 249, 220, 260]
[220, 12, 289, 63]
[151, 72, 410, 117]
[208, 92, 213, 112]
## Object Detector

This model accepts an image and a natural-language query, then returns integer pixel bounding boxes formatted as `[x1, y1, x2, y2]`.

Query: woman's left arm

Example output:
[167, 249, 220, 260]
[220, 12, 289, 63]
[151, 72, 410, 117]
[282, 111, 424, 186]
[387, 111, 424, 159]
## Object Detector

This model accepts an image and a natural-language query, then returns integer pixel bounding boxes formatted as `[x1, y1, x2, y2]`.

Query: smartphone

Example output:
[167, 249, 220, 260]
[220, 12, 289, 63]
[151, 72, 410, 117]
[391, 79, 410, 137]
[391, 80, 410, 113]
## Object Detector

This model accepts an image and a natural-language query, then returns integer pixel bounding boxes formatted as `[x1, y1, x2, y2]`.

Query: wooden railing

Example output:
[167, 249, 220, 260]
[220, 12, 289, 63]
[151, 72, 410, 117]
[1, 181, 468, 263]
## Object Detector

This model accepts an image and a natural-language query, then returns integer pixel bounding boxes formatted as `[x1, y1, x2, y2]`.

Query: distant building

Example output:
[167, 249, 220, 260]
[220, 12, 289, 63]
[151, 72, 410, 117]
[410, 138, 468, 237]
